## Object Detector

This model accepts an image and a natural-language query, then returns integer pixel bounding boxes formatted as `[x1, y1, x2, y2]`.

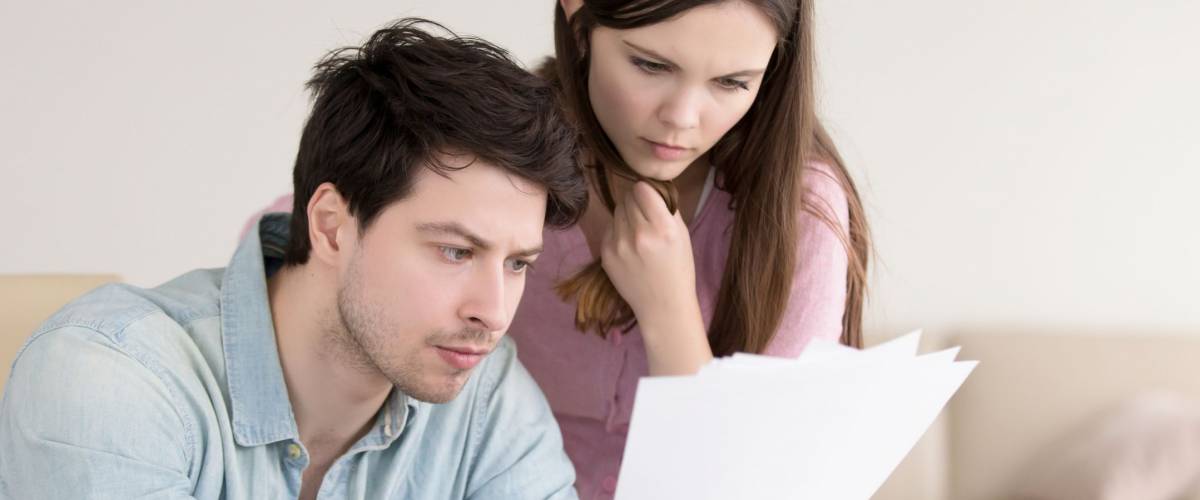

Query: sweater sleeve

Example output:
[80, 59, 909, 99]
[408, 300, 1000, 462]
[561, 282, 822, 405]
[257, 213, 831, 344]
[762, 163, 851, 358]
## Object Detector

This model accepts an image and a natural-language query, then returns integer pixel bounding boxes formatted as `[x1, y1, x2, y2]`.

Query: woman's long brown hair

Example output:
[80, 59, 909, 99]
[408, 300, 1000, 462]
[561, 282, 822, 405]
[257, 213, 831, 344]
[550, 0, 870, 353]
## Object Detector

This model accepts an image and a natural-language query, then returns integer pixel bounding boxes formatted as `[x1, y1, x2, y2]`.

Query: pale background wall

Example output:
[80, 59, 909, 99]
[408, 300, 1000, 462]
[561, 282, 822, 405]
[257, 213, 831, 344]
[2, 0, 1197, 337]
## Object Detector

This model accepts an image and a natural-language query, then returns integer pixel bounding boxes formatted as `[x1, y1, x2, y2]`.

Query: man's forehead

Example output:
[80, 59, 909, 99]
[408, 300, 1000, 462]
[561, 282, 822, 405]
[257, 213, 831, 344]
[413, 155, 547, 198]
[375, 159, 548, 252]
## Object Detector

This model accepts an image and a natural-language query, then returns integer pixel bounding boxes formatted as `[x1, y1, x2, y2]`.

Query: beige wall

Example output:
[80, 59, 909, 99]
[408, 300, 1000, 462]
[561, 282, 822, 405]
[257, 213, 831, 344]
[3, 1, 1197, 335]
[817, 1, 1200, 335]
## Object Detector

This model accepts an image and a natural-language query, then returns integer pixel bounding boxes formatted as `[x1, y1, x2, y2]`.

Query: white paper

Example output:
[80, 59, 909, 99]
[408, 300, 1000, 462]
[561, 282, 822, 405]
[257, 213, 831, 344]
[615, 330, 975, 500]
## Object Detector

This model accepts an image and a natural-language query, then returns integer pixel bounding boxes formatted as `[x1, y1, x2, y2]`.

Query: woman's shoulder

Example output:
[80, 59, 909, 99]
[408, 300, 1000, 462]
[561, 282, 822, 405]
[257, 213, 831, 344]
[699, 160, 849, 230]
[799, 160, 850, 233]
[710, 159, 847, 206]
[801, 160, 847, 201]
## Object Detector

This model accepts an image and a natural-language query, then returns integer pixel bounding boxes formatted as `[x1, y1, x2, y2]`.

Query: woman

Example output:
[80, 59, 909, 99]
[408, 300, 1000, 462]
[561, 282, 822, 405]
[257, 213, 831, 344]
[507, 1, 869, 497]
[245, 2, 870, 497]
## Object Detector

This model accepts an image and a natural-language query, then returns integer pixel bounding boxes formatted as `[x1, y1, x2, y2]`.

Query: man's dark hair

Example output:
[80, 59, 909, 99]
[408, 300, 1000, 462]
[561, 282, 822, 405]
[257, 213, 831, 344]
[285, 18, 587, 265]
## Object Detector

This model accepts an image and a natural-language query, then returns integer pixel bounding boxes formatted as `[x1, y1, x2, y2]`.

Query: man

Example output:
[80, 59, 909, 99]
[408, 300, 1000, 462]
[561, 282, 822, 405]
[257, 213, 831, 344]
[0, 19, 587, 499]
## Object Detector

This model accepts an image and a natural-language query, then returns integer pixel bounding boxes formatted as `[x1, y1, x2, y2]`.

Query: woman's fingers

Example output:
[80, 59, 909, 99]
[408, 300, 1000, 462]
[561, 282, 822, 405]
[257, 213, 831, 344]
[631, 181, 673, 228]
[620, 183, 650, 224]
[609, 194, 633, 245]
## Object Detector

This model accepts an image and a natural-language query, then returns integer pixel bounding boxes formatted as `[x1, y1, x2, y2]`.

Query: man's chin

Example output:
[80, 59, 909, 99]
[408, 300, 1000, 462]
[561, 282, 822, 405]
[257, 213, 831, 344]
[395, 376, 469, 404]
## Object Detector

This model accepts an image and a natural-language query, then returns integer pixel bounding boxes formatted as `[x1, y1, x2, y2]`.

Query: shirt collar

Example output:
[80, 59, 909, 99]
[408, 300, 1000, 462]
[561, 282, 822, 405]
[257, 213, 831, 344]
[221, 213, 299, 446]
[359, 387, 420, 451]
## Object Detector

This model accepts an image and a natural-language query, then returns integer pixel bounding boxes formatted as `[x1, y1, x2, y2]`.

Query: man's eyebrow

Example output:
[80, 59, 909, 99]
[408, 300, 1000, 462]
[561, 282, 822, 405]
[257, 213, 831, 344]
[416, 222, 543, 257]
[417, 222, 491, 250]
[512, 245, 544, 259]
[622, 40, 766, 78]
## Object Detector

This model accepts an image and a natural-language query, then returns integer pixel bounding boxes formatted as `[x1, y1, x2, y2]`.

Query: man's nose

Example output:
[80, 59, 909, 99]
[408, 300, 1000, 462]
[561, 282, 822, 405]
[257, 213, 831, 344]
[459, 264, 509, 333]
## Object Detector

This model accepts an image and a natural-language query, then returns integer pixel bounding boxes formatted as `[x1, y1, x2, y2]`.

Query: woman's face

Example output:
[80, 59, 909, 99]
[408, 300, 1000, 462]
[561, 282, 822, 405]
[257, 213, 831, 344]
[586, 1, 778, 180]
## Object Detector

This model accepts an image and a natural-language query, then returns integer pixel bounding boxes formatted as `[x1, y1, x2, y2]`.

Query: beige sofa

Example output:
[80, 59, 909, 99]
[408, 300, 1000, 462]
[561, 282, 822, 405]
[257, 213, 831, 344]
[870, 329, 1200, 500]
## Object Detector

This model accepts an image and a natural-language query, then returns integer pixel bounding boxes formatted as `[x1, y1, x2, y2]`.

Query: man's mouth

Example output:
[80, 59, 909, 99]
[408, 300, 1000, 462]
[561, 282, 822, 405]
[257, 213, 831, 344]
[434, 345, 491, 370]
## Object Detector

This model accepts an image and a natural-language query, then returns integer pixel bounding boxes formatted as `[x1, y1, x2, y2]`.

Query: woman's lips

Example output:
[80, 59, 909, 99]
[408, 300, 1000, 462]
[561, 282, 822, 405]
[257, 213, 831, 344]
[643, 138, 690, 161]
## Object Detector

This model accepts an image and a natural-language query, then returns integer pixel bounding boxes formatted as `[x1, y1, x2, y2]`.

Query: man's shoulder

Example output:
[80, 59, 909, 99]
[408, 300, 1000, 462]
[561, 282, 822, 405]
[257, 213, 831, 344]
[0, 276, 221, 499]
[6, 268, 230, 438]
[12, 268, 228, 391]
[33, 268, 224, 344]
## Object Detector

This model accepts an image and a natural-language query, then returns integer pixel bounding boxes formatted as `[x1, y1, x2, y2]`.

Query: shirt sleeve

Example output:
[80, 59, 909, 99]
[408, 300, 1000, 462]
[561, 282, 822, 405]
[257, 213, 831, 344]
[0, 327, 198, 499]
[464, 339, 579, 500]
[763, 163, 852, 358]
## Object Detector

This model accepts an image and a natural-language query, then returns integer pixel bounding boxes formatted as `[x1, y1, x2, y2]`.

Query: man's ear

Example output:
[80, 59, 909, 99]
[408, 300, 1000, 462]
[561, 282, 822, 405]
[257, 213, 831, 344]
[306, 182, 355, 266]
[560, 0, 583, 21]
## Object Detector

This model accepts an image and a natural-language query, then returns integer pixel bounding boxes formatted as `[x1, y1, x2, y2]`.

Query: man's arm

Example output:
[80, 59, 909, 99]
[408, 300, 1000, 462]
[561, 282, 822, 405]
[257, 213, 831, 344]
[0, 326, 198, 499]
[464, 339, 578, 500]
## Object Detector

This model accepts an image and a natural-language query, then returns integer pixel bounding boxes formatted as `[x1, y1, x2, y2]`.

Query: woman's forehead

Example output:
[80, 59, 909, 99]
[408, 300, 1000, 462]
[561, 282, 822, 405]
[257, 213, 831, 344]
[599, 3, 777, 73]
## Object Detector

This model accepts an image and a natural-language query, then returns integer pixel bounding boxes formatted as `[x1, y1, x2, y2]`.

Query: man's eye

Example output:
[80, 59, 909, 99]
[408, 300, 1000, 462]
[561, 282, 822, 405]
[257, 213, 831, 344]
[506, 259, 533, 273]
[440, 247, 471, 262]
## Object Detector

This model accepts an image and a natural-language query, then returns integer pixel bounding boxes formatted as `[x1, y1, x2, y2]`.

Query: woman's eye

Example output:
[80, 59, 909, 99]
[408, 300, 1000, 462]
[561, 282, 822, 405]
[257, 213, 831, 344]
[440, 247, 471, 262]
[717, 77, 751, 91]
[631, 56, 670, 74]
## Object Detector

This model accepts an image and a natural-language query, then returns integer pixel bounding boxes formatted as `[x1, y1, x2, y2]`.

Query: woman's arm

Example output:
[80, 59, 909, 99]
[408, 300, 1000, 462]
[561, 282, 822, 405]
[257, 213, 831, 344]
[764, 163, 851, 357]
[638, 302, 712, 376]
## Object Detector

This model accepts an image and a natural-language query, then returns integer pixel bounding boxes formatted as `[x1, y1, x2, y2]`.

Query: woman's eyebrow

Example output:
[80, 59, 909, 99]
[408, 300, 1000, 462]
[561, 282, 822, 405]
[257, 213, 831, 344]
[623, 39, 680, 69]
[622, 39, 766, 78]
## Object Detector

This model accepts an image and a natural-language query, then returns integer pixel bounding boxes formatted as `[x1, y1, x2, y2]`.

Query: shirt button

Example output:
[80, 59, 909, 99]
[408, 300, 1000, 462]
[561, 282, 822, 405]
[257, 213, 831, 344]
[602, 475, 618, 494]
[287, 443, 302, 459]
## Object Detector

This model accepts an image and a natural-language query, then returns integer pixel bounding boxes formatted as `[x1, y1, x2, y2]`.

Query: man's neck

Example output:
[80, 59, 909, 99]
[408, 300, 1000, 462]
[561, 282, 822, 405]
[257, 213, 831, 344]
[267, 265, 393, 454]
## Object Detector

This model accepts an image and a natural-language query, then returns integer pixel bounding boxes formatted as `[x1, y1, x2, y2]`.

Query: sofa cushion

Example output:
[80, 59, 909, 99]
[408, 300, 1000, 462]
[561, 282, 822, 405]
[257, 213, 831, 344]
[1011, 391, 1200, 500]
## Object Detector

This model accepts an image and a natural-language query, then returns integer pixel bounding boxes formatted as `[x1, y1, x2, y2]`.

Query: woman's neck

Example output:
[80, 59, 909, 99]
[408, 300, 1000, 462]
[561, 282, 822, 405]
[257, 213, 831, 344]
[576, 155, 712, 257]
[673, 156, 713, 222]
[603, 155, 712, 224]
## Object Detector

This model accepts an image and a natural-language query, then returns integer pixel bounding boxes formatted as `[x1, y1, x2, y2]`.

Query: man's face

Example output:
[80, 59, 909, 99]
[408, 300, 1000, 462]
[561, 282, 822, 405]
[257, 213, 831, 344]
[334, 156, 546, 403]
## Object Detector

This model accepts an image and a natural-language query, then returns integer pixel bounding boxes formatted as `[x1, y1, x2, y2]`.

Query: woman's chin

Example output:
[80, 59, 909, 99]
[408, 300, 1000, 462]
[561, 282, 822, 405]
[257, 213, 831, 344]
[627, 159, 691, 182]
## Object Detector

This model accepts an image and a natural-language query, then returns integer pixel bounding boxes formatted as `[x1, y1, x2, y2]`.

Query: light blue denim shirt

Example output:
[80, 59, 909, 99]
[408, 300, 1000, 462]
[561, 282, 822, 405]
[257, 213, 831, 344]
[0, 214, 577, 499]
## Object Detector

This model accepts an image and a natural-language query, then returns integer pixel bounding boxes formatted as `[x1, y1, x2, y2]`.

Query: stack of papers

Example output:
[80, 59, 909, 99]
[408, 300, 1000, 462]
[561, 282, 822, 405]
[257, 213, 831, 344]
[615, 331, 976, 500]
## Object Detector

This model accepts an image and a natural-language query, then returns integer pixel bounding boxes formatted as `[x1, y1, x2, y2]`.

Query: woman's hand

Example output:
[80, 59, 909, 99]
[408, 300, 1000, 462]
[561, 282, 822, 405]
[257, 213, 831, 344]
[601, 182, 697, 321]
[602, 184, 694, 314]
[601, 181, 712, 374]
